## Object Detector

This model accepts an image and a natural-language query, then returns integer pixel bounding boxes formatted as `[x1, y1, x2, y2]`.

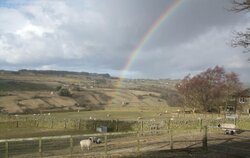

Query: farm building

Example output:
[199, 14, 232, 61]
[237, 88, 250, 114]
[226, 88, 250, 114]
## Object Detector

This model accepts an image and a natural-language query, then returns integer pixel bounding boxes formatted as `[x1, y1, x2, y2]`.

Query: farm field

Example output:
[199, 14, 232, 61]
[1, 111, 250, 139]
[0, 71, 178, 114]
[0, 71, 250, 157]
[0, 128, 89, 139]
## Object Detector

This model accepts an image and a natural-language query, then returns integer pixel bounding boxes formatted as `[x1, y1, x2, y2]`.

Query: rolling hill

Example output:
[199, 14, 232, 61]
[0, 70, 179, 114]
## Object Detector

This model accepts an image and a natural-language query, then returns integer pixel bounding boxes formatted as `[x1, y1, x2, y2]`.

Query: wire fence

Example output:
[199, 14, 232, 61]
[0, 128, 206, 158]
[0, 126, 250, 158]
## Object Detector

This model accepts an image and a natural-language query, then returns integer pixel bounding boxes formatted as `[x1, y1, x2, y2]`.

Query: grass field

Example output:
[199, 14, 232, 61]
[0, 128, 91, 139]
[0, 79, 54, 91]
[0, 71, 249, 142]
[16, 105, 180, 121]
[1, 108, 250, 139]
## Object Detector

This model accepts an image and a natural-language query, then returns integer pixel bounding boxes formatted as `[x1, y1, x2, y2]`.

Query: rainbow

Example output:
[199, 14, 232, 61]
[109, 0, 183, 106]
[118, 0, 182, 84]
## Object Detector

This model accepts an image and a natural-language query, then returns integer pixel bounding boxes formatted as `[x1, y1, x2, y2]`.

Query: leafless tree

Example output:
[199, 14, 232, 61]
[232, 29, 250, 53]
[231, 0, 250, 12]
[230, 0, 250, 60]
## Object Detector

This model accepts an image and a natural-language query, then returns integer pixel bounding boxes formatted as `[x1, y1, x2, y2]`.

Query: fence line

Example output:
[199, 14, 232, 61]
[1, 126, 250, 158]
[2, 115, 247, 133]
[0, 128, 207, 158]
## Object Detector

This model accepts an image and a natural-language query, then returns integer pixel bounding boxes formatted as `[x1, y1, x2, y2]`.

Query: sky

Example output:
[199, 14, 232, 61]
[0, 0, 249, 82]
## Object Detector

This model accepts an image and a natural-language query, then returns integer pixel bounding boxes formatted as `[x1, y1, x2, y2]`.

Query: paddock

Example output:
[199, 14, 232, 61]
[0, 127, 250, 158]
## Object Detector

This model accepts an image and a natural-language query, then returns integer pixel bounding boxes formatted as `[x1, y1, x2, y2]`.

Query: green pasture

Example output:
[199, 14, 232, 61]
[45, 105, 182, 121]
[0, 128, 89, 139]
[1, 107, 250, 139]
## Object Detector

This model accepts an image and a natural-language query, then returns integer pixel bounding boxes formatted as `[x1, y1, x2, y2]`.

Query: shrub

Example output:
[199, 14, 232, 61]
[59, 88, 72, 97]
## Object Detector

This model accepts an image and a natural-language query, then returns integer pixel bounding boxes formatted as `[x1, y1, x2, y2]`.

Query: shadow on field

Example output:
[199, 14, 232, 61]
[121, 148, 204, 158]
[121, 132, 250, 158]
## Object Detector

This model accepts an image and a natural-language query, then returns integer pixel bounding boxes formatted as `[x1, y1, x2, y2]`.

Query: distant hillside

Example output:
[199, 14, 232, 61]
[0, 69, 181, 114]
[0, 79, 53, 91]
[0, 69, 113, 79]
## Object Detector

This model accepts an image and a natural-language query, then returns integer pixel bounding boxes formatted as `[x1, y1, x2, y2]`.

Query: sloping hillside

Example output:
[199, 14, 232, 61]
[0, 70, 177, 114]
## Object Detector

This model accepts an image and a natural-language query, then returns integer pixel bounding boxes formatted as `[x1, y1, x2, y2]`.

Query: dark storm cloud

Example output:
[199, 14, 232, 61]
[0, 0, 249, 81]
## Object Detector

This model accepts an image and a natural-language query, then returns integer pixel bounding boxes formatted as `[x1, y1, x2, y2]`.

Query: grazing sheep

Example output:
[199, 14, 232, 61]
[80, 138, 92, 150]
[96, 138, 102, 144]
[150, 118, 155, 122]
[89, 137, 102, 144]
[137, 117, 142, 120]
[218, 123, 236, 135]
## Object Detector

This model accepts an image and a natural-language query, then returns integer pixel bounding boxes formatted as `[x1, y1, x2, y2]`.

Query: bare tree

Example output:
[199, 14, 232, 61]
[231, 0, 250, 12]
[232, 29, 250, 53]
[231, 0, 250, 60]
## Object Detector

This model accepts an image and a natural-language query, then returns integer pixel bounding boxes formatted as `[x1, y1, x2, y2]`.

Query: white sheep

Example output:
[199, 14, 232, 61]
[137, 117, 142, 120]
[80, 138, 92, 151]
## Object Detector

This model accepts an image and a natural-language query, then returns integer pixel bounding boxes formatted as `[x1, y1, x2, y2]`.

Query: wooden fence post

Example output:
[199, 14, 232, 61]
[141, 120, 143, 132]
[36, 119, 39, 127]
[94, 120, 96, 131]
[115, 119, 118, 132]
[70, 136, 73, 156]
[170, 129, 173, 150]
[105, 135, 108, 157]
[137, 132, 140, 154]
[202, 126, 208, 151]
[200, 119, 203, 132]
[168, 120, 171, 131]
[5, 141, 8, 158]
[51, 119, 54, 129]
[78, 119, 81, 130]
[39, 138, 43, 157]
[64, 119, 67, 129]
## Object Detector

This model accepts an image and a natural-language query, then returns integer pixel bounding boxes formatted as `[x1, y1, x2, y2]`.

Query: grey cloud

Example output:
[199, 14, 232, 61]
[0, 0, 249, 82]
